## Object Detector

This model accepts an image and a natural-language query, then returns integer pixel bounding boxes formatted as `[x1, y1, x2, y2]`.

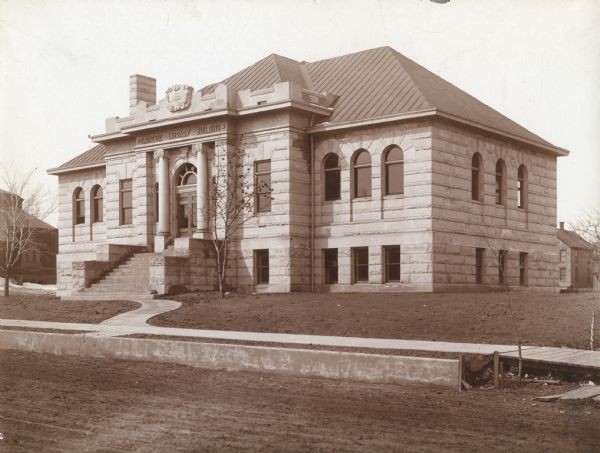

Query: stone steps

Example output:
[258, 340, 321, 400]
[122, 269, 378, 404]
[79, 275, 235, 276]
[84, 251, 155, 297]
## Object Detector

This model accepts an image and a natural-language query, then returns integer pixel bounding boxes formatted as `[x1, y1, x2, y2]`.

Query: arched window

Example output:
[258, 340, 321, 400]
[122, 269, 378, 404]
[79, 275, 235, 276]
[323, 153, 341, 201]
[517, 165, 527, 209]
[176, 163, 197, 186]
[352, 149, 372, 198]
[471, 153, 483, 201]
[73, 187, 85, 225]
[91, 185, 103, 223]
[495, 159, 506, 205]
[384, 146, 404, 195]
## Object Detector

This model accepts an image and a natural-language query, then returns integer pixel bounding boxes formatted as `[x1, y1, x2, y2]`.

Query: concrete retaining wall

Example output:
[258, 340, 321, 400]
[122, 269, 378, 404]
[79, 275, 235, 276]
[0, 330, 459, 388]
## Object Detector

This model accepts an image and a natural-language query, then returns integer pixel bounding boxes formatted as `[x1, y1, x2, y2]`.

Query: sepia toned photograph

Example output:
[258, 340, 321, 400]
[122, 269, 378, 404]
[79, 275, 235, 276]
[1, 0, 599, 451]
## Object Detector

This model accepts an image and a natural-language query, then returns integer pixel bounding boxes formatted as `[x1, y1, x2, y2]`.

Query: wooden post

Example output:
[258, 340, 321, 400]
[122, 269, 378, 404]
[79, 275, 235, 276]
[493, 351, 500, 387]
[591, 311, 596, 351]
[458, 354, 464, 391]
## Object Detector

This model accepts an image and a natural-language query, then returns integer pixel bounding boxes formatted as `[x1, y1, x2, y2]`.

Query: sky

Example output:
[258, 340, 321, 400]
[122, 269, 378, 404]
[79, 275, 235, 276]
[1, 0, 599, 227]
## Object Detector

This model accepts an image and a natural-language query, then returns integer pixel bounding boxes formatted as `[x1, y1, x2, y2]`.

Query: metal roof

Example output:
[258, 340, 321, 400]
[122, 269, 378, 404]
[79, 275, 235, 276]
[48, 144, 106, 174]
[204, 46, 560, 148]
[557, 229, 594, 250]
[52, 46, 566, 174]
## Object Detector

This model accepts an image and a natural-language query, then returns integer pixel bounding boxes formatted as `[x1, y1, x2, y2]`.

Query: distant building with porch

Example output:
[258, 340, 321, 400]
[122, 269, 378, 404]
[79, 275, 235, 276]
[557, 222, 594, 291]
[48, 47, 569, 298]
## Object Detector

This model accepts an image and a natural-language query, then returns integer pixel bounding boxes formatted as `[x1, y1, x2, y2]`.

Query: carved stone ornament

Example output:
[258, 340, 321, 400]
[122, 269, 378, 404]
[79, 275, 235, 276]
[153, 149, 166, 161]
[166, 85, 194, 112]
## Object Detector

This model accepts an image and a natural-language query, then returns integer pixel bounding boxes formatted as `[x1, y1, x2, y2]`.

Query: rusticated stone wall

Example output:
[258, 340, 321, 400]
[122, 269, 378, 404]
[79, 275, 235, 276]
[312, 120, 434, 292]
[430, 121, 558, 291]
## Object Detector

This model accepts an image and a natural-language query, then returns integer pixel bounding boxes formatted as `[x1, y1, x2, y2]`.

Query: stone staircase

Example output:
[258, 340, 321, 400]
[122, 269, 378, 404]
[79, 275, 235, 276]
[77, 252, 157, 300]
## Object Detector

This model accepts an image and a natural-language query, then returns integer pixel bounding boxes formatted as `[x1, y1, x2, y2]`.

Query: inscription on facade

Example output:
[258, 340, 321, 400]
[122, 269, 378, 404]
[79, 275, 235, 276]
[136, 123, 226, 146]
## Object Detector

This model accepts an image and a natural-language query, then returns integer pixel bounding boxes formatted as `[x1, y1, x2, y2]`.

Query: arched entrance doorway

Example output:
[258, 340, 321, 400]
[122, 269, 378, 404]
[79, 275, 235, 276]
[175, 163, 197, 237]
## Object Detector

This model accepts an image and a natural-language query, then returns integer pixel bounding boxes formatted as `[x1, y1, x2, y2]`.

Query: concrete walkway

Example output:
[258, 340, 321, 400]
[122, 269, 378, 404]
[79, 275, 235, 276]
[100, 299, 181, 327]
[0, 317, 527, 354]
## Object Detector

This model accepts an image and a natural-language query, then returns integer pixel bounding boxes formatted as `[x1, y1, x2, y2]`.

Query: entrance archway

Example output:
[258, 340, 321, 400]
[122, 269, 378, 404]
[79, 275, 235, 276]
[174, 163, 197, 237]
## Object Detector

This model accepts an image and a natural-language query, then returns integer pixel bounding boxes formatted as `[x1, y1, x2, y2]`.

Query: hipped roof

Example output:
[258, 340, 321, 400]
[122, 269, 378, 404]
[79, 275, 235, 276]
[51, 46, 567, 173]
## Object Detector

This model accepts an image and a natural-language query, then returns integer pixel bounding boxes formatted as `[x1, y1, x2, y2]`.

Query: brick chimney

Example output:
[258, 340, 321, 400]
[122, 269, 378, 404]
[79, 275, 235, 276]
[559, 221, 564, 230]
[129, 74, 156, 115]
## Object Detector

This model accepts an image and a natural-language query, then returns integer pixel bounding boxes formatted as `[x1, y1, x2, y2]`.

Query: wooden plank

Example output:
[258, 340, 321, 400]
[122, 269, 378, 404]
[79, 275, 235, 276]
[558, 386, 600, 400]
[536, 394, 565, 402]
[500, 348, 600, 369]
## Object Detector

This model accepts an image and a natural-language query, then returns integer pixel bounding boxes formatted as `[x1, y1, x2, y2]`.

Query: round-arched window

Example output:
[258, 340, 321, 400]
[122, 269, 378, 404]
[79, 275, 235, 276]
[73, 187, 85, 225]
[176, 163, 197, 186]
[384, 146, 404, 196]
[323, 153, 341, 201]
[353, 150, 372, 198]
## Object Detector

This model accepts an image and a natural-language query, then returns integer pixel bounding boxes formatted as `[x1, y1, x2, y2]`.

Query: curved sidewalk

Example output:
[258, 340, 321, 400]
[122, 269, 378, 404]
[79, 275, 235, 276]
[100, 299, 181, 326]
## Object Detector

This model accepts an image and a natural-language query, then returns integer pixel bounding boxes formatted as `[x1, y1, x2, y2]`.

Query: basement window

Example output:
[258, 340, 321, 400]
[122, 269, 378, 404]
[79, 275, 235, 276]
[383, 245, 401, 282]
[476, 248, 485, 284]
[352, 247, 369, 283]
[323, 248, 338, 284]
[255, 249, 269, 285]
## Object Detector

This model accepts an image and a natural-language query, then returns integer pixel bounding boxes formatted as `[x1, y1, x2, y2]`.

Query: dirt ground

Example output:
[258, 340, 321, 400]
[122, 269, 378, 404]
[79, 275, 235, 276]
[0, 350, 598, 452]
[151, 292, 600, 349]
[0, 294, 139, 323]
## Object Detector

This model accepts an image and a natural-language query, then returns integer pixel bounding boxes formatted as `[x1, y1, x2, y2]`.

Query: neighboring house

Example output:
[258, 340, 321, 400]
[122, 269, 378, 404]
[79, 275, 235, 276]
[48, 47, 569, 298]
[557, 222, 594, 291]
[0, 189, 58, 285]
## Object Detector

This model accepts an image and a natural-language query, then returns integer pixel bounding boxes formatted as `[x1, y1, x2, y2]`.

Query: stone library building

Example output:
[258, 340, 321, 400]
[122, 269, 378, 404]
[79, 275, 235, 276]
[48, 46, 568, 298]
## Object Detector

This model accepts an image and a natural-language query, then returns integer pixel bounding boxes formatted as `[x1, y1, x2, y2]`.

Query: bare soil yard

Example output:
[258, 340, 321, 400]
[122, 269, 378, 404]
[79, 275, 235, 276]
[0, 294, 139, 323]
[151, 292, 600, 349]
[1, 350, 598, 452]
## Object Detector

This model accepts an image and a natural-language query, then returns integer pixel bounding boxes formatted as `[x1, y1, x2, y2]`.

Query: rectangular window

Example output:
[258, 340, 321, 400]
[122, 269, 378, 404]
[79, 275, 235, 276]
[119, 179, 133, 225]
[255, 160, 271, 213]
[384, 245, 401, 282]
[352, 247, 369, 283]
[498, 250, 507, 285]
[385, 163, 404, 195]
[519, 252, 528, 286]
[75, 199, 85, 224]
[93, 196, 103, 223]
[354, 167, 372, 198]
[560, 249, 566, 263]
[560, 267, 566, 281]
[255, 249, 269, 284]
[323, 248, 338, 284]
[476, 248, 485, 284]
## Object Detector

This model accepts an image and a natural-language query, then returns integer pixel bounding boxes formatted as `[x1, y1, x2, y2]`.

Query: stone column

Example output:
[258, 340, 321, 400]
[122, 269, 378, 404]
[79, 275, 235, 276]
[154, 149, 170, 250]
[194, 143, 209, 239]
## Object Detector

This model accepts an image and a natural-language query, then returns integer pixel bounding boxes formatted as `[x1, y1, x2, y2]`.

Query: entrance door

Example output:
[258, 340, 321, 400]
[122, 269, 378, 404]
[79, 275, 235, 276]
[177, 191, 197, 237]
[174, 162, 198, 238]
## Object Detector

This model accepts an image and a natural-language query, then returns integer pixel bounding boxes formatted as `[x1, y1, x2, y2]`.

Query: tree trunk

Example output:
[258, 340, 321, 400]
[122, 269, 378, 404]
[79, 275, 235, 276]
[218, 270, 224, 298]
[3, 271, 9, 297]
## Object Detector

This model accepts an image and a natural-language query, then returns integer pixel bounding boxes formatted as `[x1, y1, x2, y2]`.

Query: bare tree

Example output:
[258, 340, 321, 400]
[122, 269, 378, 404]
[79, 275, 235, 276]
[0, 165, 56, 296]
[570, 208, 600, 245]
[482, 236, 526, 381]
[205, 146, 271, 298]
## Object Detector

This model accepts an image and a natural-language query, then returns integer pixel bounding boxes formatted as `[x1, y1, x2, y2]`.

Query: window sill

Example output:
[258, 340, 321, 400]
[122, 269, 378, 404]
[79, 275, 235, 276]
[383, 193, 405, 200]
[351, 197, 372, 202]
[323, 198, 342, 204]
[471, 199, 483, 204]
